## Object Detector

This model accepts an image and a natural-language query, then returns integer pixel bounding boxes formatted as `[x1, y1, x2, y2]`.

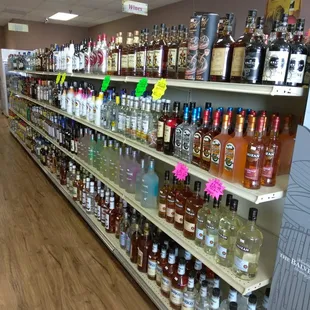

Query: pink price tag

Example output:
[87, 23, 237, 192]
[205, 178, 225, 200]
[172, 162, 189, 181]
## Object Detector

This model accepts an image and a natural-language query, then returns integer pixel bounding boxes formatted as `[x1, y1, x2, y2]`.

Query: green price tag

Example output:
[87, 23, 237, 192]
[135, 78, 148, 97]
[60, 73, 66, 85]
[101, 75, 111, 92]
[152, 78, 167, 100]
[55, 73, 61, 84]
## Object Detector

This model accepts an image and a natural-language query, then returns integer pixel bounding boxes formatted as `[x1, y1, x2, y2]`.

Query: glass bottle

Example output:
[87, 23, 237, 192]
[269, 20, 279, 44]
[210, 13, 235, 82]
[114, 32, 123, 76]
[195, 193, 210, 247]
[222, 116, 248, 183]
[105, 195, 116, 233]
[136, 29, 147, 77]
[156, 101, 170, 152]
[146, 25, 158, 77]
[175, 106, 189, 159]
[156, 244, 168, 286]
[210, 288, 221, 310]
[137, 222, 152, 273]
[119, 212, 130, 249]
[166, 176, 178, 223]
[177, 27, 188, 79]
[242, 16, 267, 84]
[86, 181, 96, 214]
[147, 242, 159, 280]
[167, 25, 179, 78]
[107, 36, 115, 75]
[247, 294, 257, 310]
[174, 176, 192, 231]
[244, 114, 256, 143]
[141, 99, 152, 144]
[135, 159, 146, 202]
[261, 288, 270, 310]
[195, 280, 209, 310]
[153, 23, 168, 78]
[181, 270, 197, 310]
[183, 181, 204, 240]
[121, 32, 132, 76]
[261, 116, 281, 186]
[233, 208, 263, 279]
[161, 248, 177, 298]
[128, 30, 139, 76]
[230, 10, 257, 83]
[130, 223, 140, 263]
[243, 116, 266, 189]
[219, 286, 238, 310]
[262, 14, 291, 85]
[126, 150, 140, 194]
[158, 170, 170, 218]
[141, 159, 159, 208]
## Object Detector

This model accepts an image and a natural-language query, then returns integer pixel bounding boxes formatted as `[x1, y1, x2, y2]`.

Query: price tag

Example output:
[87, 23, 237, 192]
[205, 178, 225, 200]
[135, 77, 148, 97]
[152, 78, 167, 100]
[101, 75, 111, 92]
[172, 162, 189, 181]
[55, 73, 61, 84]
[60, 73, 66, 85]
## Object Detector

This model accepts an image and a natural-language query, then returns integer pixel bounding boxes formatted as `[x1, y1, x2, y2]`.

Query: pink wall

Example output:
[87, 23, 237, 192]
[4, 20, 89, 50]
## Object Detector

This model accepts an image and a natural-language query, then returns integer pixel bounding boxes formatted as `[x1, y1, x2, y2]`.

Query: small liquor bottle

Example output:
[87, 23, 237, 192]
[156, 101, 170, 152]
[170, 258, 188, 309]
[166, 176, 178, 223]
[183, 181, 204, 240]
[105, 195, 116, 233]
[161, 248, 177, 297]
[137, 222, 152, 273]
[147, 242, 159, 280]
[261, 116, 281, 186]
[230, 10, 257, 83]
[174, 176, 192, 231]
[164, 102, 181, 155]
[153, 23, 168, 78]
[233, 208, 263, 279]
[130, 223, 140, 263]
[158, 170, 170, 218]
[156, 244, 168, 286]
[195, 193, 210, 247]
[177, 27, 188, 79]
[210, 13, 235, 82]
[244, 116, 266, 189]
[167, 26, 179, 78]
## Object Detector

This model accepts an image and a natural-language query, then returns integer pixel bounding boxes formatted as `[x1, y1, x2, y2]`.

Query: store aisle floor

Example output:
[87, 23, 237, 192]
[0, 115, 157, 310]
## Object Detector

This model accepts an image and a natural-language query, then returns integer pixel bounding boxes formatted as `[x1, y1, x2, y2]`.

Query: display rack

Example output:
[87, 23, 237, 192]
[9, 89, 289, 204]
[10, 106, 278, 295]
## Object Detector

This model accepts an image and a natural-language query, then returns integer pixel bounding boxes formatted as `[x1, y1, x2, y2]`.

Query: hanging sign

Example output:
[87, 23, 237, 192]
[152, 78, 167, 100]
[135, 78, 148, 97]
[122, 0, 148, 16]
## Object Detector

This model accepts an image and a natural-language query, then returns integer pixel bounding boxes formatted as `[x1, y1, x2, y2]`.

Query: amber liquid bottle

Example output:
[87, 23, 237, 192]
[183, 181, 204, 240]
[244, 115, 256, 142]
[137, 223, 152, 273]
[146, 25, 158, 77]
[128, 30, 139, 76]
[222, 116, 248, 183]
[105, 196, 116, 233]
[121, 32, 133, 76]
[114, 32, 123, 76]
[230, 9, 257, 83]
[161, 248, 177, 297]
[158, 171, 170, 218]
[261, 116, 281, 186]
[174, 176, 192, 231]
[153, 23, 169, 78]
[177, 27, 188, 79]
[166, 176, 178, 223]
[167, 25, 179, 79]
[210, 13, 235, 82]
[130, 223, 140, 264]
[243, 116, 266, 189]
[156, 244, 168, 286]
[147, 242, 159, 280]
[107, 36, 115, 75]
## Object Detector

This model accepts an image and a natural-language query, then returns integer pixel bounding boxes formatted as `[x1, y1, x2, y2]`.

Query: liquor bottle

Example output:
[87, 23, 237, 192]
[137, 222, 152, 273]
[141, 159, 159, 208]
[147, 242, 159, 280]
[156, 101, 170, 152]
[161, 248, 177, 297]
[96, 189, 104, 221]
[167, 26, 179, 78]
[219, 286, 238, 310]
[119, 146, 130, 188]
[261, 287, 270, 310]
[101, 189, 110, 225]
[170, 258, 188, 309]
[287, 18, 308, 86]
[181, 270, 197, 310]
[210, 13, 235, 82]
[209, 114, 231, 176]
[113, 32, 123, 76]
[72, 172, 81, 201]
[261, 116, 281, 186]
[230, 10, 257, 83]
[125, 150, 140, 194]
[153, 23, 168, 78]
[97, 34, 108, 75]
[135, 159, 146, 202]
[175, 106, 189, 158]
[86, 181, 95, 214]
[105, 195, 116, 233]
[244, 115, 256, 142]
[242, 17, 267, 84]
[120, 212, 130, 249]
[158, 170, 170, 218]
[222, 116, 248, 183]
[146, 26, 158, 77]
[247, 294, 257, 309]
[121, 32, 132, 76]
[177, 27, 188, 79]
[82, 177, 90, 209]
[233, 208, 263, 279]
[200, 111, 221, 171]
[107, 36, 115, 75]
[195, 280, 209, 310]
[156, 244, 168, 286]
[262, 14, 291, 85]
[130, 223, 140, 263]
[141, 99, 152, 144]
[165, 176, 178, 223]
[164, 102, 181, 155]
[183, 181, 204, 240]
[136, 29, 147, 77]
[174, 176, 192, 231]
[219, 193, 233, 217]
[194, 193, 210, 247]
[128, 30, 139, 76]
[243, 116, 266, 189]
[115, 199, 125, 237]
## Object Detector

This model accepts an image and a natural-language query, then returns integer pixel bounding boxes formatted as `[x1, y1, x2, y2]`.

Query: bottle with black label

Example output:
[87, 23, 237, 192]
[286, 18, 308, 87]
[262, 14, 291, 85]
[242, 17, 266, 84]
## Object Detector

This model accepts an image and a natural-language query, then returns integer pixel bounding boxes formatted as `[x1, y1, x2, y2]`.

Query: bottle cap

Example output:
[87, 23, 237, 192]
[212, 288, 220, 297]
[194, 181, 201, 192]
[248, 294, 257, 304]
[226, 194, 233, 206]
[178, 257, 186, 265]
[185, 175, 191, 185]
[201, 280, 208, 288]
[249, 207, 258, 221]
[230, 199, 238, 212]
[213, 198, 220, 208]
[229, 302, 238, 310]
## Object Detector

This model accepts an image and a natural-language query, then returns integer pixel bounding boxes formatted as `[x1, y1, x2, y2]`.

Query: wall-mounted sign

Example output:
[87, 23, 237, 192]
[122, 0, 148, 16]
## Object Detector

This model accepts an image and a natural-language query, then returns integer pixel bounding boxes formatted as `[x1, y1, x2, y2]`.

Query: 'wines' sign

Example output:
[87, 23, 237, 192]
[122, 1, 148, 16]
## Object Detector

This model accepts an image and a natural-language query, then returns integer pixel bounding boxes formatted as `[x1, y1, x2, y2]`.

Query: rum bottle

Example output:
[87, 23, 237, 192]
[137, 222, 152, 273]
[161, 248, 177, 297]
[153, 23, 168, 78]
[146, 25, 158, 77]
[158, 170, 170, 218]
[147, 242, 159, 280]
[156, 244, 168, 286]
[156, 101, 170, 152]
[167, 25, 179, 78]
[166, 176, 178, 223]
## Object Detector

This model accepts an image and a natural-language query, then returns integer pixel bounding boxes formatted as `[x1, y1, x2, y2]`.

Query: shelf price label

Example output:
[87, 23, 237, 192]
[172, 162, 189, 181]
[101, 75, 111, 92]
[135, 78, 148, 97]
[60, 73, 66, 85]
[55, 73, 61, 84]
[205, 178, 225, 200]
[152, 78, 167, 100]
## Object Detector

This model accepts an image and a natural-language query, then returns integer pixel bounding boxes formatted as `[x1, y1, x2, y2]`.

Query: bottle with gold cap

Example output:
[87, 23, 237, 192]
[244, 114, 256, 142]
[222, 115, 248, 183]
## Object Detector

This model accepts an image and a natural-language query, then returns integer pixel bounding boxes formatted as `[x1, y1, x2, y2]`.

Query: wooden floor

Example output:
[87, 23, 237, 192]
[0, 114, 157, 310]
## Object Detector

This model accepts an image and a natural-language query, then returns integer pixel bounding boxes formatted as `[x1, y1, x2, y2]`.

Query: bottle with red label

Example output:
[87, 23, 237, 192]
[90, 41, 97, 74]
[166, 176, 178, 223]
[156, 244, 168, 286]
[183, 181, 204, 240]
[147, 242, 159, 280]
[158, 171, 170, 218]
[137, 222, 152, 273]
[161, 248, 177, 297]
[243, 116, 266, 189]
[261, 116, 281, 187]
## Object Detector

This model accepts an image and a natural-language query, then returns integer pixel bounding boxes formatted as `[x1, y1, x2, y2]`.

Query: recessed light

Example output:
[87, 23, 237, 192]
[49, 12, 78, 21]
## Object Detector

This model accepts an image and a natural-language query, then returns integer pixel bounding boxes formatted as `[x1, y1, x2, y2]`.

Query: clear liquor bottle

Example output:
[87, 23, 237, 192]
[136, 98, 145, 141]
[219, 286, 238, 310]
[175, 106, 189, 159]
[130, 98, 140, 140]
[126, 150, 140, 194]
[135, 159, 146, 202]
[125, 97, 133, 138]
[247, 294, 257, 310]
[119, 147, 130, 189]
[181, 270, 197, 310]
[86, 181, 95, 214]
[195, 280, 209, 310]
[141, 159, 159, 208]
[233, 208, 263, 279]
[117, 94, 126, 134]
[195, 193, 210, 247]
[158, 170, 170, 218]
[82, 177, 90, 209]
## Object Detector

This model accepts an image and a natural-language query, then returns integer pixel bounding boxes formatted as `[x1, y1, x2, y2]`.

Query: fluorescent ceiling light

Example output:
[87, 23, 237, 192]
[49, 12, 78, 21]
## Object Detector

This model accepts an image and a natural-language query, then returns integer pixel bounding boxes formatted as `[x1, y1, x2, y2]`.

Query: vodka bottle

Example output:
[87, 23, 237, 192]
[119, 147, 131, 188]
[195, 280, 209, 310]
[135, 159, 145, 201]
[126, 150, 140, 194]
[66, 86, 74, 115]
[130, 97, 140, 139]
[117, 94, 126, 134]
[66, 40, 74, 74]
[141, 159, 159, 208]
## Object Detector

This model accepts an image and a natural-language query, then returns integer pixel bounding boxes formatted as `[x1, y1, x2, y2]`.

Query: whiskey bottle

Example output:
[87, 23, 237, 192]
[153, 23, 168, 78]
[156, 244, 168, 286]
[233, 208, 263, 279]
[136, 29, 147, 77]
[158, 170, 170, 218]
[161, 248, 177, 297]
[114, 32, 123, 76]
[166, 176, 178, 223]
[137, 222, 152, 273]
[177, 27, 188, 79]
[230, 10, 257, 83]
[210, 13, 235, 82]
[107, 36, 115, 75]
[121, 32, 133, 76]
[128, 30, 139, 76]
[146, 25, 158, 77]
[130, 223, 140, 263]
[167, 25, 179, 79]
[147, 242, 159, 280]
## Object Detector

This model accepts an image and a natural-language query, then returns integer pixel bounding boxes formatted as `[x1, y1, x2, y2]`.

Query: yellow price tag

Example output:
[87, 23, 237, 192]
[152, 78, 167, 100]
[60, 73, 66, 85]
[55, 73, 61, 84]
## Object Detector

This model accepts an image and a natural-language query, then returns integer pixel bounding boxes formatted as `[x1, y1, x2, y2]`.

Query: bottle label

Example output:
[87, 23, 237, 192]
[247, 304, 256, 310]
[243, 50, 262, 82]
[142, 118, 149, 136]
[234, 255, 249, 272]
[184, 220, 195, 233]
[147, 259, 157, 276]
[158, 202, 166, 213]
[112, 53, 118, 71]
[121, 54, 128, 69]
[73, 187, 78, 198]
[231, 46, 246, 77]
[217, 244, 227, 258]
[170, 287, 183, 306]
[157, 121, 165, 138]
[86, 197, 92, 212]
[211, 296, 220, 309]
[168, 48, 178, 70]
[177, 47, 187, 71]
[211, 139, 221, 165]
[229, 290, 237, 302]
[156, 265, 163, 282]
[164, 125, 172, 143]
[175, 127, 182, 150]
[146, 50, 154, 69]
[262, 50, 290, 83]
[182, 296, 195, 309]
[202, 135, 212, 163]
[161, 276, 171, 292]
[166, 207, 175, 218]
[128, 54, 136, 69]
[205, 234, 215, 247]
[210, 47, 230, 76]
[224, 143, 235, 171]
[303, 55, 310, 85]
[193, 132, 202, 158]
[195, 228, 204, 240]
[153, 49, 163, 70]
[137, 248, 143, 267]
[287, 53, 307, 84]
[174, 213, 184, 224]
[182, 128, 191, 151]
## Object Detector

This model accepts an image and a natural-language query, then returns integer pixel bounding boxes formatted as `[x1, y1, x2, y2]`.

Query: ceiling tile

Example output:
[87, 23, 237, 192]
[95, 13, 130, 24]
[36, 2, 93, 15]
[0, 0, 43, 8]
[82, 9, 117, 19]
[74, 0, 116, 9]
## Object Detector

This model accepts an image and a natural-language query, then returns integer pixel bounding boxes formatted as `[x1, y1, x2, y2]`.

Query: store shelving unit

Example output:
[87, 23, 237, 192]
[9, 129, 171, 310]
[9, 89, 289, 204]
[9, 106, 278, 295]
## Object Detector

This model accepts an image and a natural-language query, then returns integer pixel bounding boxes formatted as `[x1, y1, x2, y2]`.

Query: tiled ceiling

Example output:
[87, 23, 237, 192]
[0, 0, 182, 27]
